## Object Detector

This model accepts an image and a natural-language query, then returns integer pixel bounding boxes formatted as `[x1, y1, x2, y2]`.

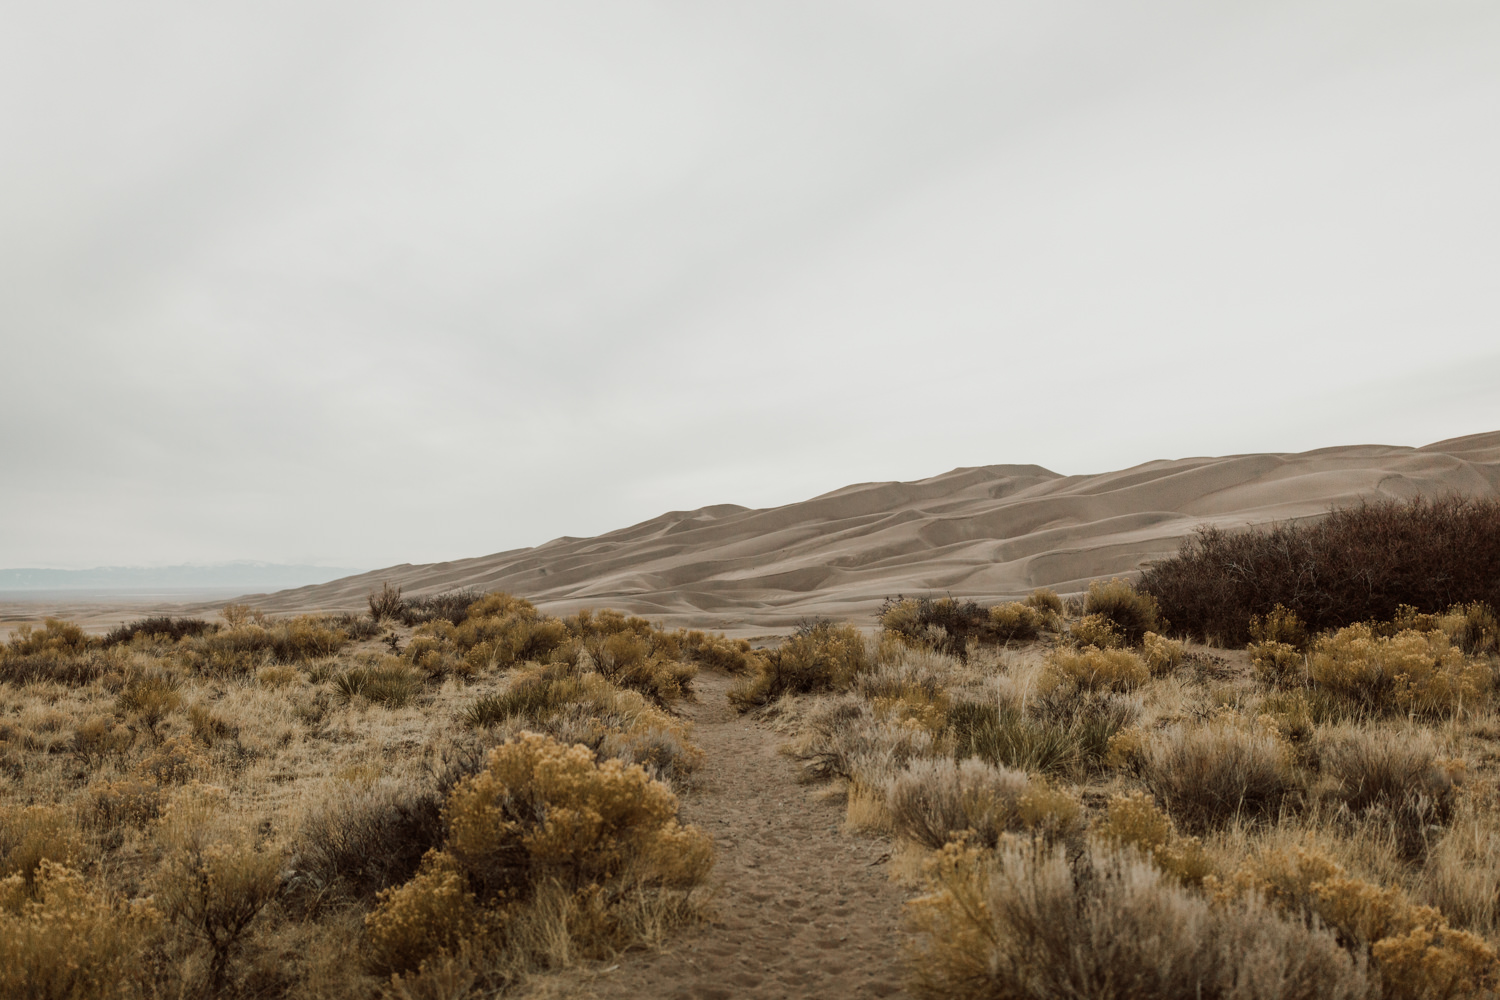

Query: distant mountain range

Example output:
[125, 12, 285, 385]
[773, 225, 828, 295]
[0, 563, 367, 593]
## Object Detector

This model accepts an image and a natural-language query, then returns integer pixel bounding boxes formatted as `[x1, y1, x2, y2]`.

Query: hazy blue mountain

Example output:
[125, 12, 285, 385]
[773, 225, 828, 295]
[0, 563, 367, 593]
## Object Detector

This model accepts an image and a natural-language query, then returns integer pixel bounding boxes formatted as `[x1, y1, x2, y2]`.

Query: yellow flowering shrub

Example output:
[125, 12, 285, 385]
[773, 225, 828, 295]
[87, 777, 163, 830]
[137, 733, 207, 784]
[729, 621, 872, 708]
[1046, 646, 1148, 691]
[1249, 604, 1309, 650]
[1225, 843, 1497, 999]
[0, 862, 162, 1000]
[1309, 625, 1489, 715]
[367, 731, 712, 976]
[1250, 640, 1305, 688]
[987, 602, 1047, 643]
[1140, 631, 1186, 675]
[366, 850, 481, 977]
[0, 805, 84, 892]
[443, 731, 711, 899]
[1082, 578, 1161, 644]
[1069, 614, 1125, 649]
[1093, 791, 1213, 885]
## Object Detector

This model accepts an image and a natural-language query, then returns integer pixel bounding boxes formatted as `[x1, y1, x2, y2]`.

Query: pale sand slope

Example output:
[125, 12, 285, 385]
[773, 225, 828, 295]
[201, 431, 1499, 631]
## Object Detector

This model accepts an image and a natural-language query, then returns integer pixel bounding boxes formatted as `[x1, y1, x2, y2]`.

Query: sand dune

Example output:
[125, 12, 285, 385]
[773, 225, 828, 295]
[216, 431, 1500, 630]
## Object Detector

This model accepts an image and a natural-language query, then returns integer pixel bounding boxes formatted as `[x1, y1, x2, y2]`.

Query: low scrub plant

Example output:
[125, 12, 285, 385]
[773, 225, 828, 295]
[1229, 843, 1497, 999]
[115, 671, 182, 741]
[1045, 646, 1148, 691]
[103, 616, 212, 647]
[156, 836, 282, 994]
[886, 758, 1080, 849]
[462, 664, 702, 781]
[1082, 577, 1161, 644]
[0, 805, 85, 892]
[1093, 791, 1213, 885]
[1251, 604, 1311, 650]
[1140, 631, 1186, 674]
[986, 602, 1047, 644]
[879, 597, 990, 659]
[334, 660, 425, 708]
[788, 695, 935, 785]
[1308, 624, 1490, 717]
[1024, 587, 1064, 615]
[366, 731, 712, 977]
[1317, 729, 1465, 857]
[0, 861, 164, 1000]
[677, 630, 763, 674]
[947, 693, 1134, 779]
[1141, 714, 1293, 832]
[584, 631, 696, 706]
[1068, 613, 1125, 649]
[400, 589, 484, 627]
[7, 618, 95, 657]
[368, 582, 406, 622]
[906, 838, 1368, 1000]
[286, 777, 444, 912]
[729, 620, 871, 709]
[1252, 640, 1307, 688]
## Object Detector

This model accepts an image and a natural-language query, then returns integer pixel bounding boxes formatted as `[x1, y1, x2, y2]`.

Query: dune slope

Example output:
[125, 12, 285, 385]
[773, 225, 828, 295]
[237, 431, 1500, 628]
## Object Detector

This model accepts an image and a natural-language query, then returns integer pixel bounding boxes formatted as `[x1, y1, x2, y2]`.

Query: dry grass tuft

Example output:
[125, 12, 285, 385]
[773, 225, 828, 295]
[886, 758, 1080, 850]
[1142, 715, 1293, 832]
[906, 838, 1368, 1000]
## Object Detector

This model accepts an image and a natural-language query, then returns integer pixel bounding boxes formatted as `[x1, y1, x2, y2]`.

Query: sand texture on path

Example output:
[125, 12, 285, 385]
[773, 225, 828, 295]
[536, 669, 911, 1000]
[222, 432, 1500, 629]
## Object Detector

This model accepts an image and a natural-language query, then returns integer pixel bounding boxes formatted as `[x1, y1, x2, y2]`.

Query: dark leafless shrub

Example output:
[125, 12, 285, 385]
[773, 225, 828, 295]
[399, 588, 484, 626]
[284, 778, 444, 914]
[1140, 496, 1500, 646]
[368, 582, 406, 622]
[102, 616, 213, 647]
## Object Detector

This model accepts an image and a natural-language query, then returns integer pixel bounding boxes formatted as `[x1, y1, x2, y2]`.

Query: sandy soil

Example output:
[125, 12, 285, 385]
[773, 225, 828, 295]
[538, 670, 913, 1000]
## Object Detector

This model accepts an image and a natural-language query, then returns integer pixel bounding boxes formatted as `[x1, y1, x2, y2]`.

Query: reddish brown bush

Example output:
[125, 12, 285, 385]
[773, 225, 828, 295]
[1139, 497, 1500, 645]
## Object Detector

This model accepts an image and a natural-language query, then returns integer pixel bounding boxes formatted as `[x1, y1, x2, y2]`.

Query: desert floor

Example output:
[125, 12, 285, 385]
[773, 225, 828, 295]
[534, 668, 912, 1000]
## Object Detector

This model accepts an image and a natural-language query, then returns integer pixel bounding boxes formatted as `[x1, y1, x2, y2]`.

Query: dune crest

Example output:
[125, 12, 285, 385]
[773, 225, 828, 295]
[240, 432, 1500, 628]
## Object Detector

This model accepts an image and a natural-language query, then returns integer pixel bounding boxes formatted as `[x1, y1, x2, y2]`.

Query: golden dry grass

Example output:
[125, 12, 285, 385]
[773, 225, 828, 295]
[0, 593, 723, 998]
[761, 587, 1500, 998]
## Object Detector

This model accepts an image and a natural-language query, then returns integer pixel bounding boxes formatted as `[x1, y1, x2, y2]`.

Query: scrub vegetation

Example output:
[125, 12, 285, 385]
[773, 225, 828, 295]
[757, 579, 1500, 995]
[0, 591, 742, 998]
[8, 495, 1500, 998]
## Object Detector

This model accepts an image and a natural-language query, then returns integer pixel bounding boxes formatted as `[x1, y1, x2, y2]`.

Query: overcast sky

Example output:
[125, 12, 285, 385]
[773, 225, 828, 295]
[4, 1, 1499, 570]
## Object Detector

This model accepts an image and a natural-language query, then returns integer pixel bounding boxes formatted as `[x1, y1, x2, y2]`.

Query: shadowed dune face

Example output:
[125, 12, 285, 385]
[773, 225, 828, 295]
[224, 432, 1500, 628]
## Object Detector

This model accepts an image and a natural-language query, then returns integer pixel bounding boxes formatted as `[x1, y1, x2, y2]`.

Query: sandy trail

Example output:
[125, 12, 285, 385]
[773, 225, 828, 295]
[550, 670, 913, 1000]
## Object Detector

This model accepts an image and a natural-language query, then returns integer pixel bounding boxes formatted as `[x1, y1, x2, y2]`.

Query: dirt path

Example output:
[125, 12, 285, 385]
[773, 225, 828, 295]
[546, 670, 913, 1000]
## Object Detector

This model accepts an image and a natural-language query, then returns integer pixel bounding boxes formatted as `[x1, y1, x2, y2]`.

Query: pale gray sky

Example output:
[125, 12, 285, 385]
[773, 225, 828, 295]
[4, 1, 1498, 569]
